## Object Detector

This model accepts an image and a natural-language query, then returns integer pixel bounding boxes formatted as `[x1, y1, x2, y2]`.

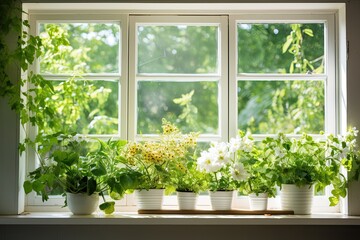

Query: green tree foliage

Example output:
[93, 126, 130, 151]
[237, 23, 325, 134]
[136, 25, 219, 134]
[5, 17, 327, 148]
[37, 23, 119, 136]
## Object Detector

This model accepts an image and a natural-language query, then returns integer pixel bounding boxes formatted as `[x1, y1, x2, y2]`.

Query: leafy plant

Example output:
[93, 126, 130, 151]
[1, 1, 124, 214]
[324, 127, 360, 206]
[168, 155, 207, 193]
[240, 148, 277, 197]
[23, 134, 113, 212]
[262, 128, 360, 206]
[90, 139, 141, 198]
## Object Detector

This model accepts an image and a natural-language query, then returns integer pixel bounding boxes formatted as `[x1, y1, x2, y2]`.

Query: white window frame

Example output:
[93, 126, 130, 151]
[25, 13, 129, 211]
[229, 14, 338, 213]
[128, 15, 229, 143]
[22, 3, 345, 214]
[128, 15, 228, 207]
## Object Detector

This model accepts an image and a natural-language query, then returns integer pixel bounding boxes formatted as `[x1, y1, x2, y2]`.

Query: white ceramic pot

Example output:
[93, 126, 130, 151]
[135, 189, 164, 210]
[177, 191, 198, 210]
[281, 184, 314, 214]
[209, 190, 234, 210]
[66, 192, 99, 215]
[249, 193, 268, 210]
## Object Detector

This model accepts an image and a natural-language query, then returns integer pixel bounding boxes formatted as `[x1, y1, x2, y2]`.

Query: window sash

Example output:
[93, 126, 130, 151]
[229, 14, 336, 139]
[128, 15, 229, 142]
[25, 11, 340, 213]
[26, 14, 128, 208]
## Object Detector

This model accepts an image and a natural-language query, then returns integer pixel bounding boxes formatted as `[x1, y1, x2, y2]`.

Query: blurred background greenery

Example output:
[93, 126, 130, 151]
[38, 21, 325, 137]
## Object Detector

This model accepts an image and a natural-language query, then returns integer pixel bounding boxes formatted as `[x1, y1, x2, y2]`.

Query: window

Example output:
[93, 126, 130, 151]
[24, 4, 343, 213]
[128, 16, 228, 143]
[229, 15, 336, 138]
[26, 14, 128, 208]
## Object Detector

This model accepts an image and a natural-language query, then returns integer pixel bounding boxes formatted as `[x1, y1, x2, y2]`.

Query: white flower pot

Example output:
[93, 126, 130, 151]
[177, 191, 198, 210]
[281, 184, 314, 214]
[66, 192, 99, 215]
[249, 193, 268, 210]
[135, 189, 164, 210]
[209, 190, 234, 210]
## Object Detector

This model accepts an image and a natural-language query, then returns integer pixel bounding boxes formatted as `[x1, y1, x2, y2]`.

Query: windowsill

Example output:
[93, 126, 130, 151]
[1, 212, 360, 225]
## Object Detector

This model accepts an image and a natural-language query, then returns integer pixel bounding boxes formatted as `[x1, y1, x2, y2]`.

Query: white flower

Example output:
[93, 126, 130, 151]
[230, 163, 250, 181]
[209, 141, 231, 165]
[197, 150, 222, 173]
[46, 157, 57, 167]
[229, 135, 254, 153]
[240, 136, 254, 152]
[229, 137, 242, 153]
[274, 147, 285, 158]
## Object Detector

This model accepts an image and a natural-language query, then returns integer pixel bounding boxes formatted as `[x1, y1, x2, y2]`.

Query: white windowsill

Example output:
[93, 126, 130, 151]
[1, 212, 360, 225]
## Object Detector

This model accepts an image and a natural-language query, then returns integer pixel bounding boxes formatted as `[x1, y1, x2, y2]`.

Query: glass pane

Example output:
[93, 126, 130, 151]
[237, 80, 324, 134]
[137, 81, 218, 134]
[41, 79, 119, 135]
[39, 23, 120, 74]
[238, 23, 324, 74]
[137, 25, 218, 74]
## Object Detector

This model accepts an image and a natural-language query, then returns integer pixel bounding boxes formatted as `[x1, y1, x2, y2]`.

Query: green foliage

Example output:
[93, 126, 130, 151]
[37, 24, 118, 135]
[262, 128, 360, 206]
[99, 201, 115, 215]
[263, 133, 328, 186]
[25, 135, 102, 200]
[240, 148, 277, 197]
[208, 167, 238, 191]
[137, 25, 217, 74]
[238, 23, 324, 135]
[169, 159, 207, 193]
[88, 138, 141, 201]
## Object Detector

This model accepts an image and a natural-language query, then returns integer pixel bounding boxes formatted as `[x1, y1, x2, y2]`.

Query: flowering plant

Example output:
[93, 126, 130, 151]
[122, 119, 198, 190]
[197, 132, 253, 191]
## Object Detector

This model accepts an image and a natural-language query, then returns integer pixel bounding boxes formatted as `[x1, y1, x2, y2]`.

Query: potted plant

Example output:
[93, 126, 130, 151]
[262, 128, 359, 214]
[86, 138, 142, 214]
[168, 154, 206, 210]
[197, 133, 252, 210]
[228, 131, 276, 210]
[262, 133, 326, 214]
[23, 134, 112, 214]
[240, 148, 277, 211]
[121, 119, 198, 210]
[324, 127, 360, 206]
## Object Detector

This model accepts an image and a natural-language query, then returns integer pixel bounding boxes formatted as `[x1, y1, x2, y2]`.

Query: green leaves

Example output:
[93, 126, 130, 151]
[87, 177, 97, 195]
[282, 35, 293, 53]
[303, 28, 314, 37]
[90, 161, 107, 176]
[99, 201, 115, 214]
[53, 150, 79, 166]
[23, 181, 32, 194]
